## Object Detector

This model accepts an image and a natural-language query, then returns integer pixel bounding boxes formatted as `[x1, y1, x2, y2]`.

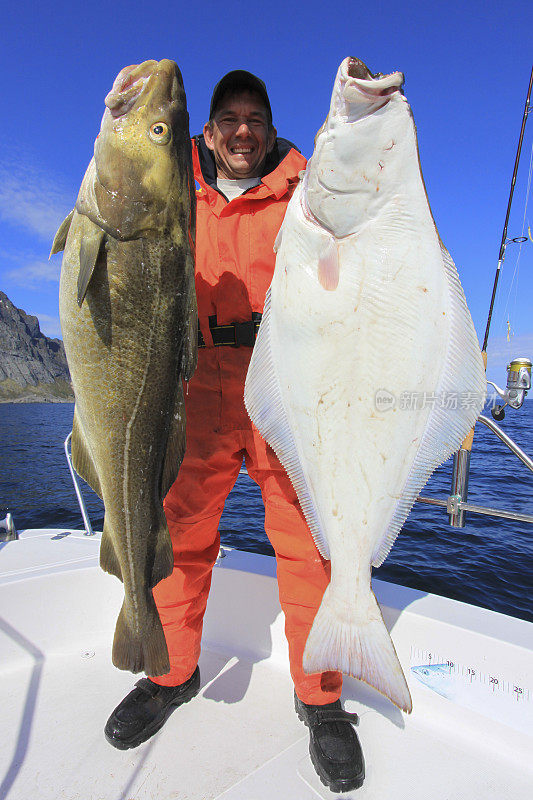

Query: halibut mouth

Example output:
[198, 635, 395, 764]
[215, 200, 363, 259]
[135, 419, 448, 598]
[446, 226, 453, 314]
[344, 56, 404, 99]
[104, 59, 180, 118]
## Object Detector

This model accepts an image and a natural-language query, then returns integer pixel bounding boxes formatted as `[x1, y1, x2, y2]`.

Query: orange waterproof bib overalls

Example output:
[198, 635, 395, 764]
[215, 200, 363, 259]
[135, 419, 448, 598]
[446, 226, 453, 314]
[151, 136, 342, 705]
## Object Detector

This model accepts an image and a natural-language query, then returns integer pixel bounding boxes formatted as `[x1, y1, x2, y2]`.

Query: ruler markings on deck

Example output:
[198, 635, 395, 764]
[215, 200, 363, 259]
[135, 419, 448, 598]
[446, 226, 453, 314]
[410, 646, 531, 703]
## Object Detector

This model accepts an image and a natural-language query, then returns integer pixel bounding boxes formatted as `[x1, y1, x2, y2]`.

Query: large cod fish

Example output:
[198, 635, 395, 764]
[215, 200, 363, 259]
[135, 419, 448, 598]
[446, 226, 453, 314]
[53, 60, 197, 676]
[245, 57, 486, 712]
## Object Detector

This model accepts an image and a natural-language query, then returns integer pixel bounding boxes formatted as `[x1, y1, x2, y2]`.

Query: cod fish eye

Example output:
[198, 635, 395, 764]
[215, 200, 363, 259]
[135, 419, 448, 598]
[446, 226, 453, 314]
[149, 122, 171, 144]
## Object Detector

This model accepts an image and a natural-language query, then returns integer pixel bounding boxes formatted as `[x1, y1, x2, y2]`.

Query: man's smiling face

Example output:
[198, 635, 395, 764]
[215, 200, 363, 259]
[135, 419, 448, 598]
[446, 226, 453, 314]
[204, 89, 277, 179]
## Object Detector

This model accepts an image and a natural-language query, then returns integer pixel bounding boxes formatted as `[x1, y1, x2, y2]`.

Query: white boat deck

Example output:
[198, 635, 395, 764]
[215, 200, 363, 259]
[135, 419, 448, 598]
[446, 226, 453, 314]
[0, 529, 531, 799]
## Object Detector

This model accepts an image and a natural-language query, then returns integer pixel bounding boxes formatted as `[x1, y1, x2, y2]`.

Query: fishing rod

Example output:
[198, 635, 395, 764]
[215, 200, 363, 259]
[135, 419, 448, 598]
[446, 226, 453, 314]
[481, 65, 533, 423]
[442, 66, 533, 528]
[482, 64, 533, 354]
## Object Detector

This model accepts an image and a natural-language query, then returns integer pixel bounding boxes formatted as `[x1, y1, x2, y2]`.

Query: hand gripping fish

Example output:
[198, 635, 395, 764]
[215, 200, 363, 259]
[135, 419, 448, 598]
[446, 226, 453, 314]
[52, 60, 197, 676]
[245, 57, 486, 712]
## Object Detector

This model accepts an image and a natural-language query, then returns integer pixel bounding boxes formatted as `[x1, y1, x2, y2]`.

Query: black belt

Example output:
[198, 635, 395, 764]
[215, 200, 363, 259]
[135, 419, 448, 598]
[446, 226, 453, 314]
[198, 313, 262, 348]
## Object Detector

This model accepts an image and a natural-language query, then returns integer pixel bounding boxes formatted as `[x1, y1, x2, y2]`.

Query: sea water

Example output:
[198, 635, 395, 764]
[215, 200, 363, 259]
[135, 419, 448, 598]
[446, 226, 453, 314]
[1, 401, 532, 622]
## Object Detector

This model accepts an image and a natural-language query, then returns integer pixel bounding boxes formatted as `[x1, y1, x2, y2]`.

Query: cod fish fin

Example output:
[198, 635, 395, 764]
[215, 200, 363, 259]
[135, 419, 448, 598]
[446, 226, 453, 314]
[50, 209, 75, 257]
[154, 388, 183, 586]
[317, 236, 339, 291]
[112, 593, 170, 676]
[78, 223, 105, 307]
[372, 243, 486, 568]
[244, 289, 330, 559]
[303, 585, 412, 713]
[71, 409, 102, 498]
[180, 251, 198, 381]
[71, 413, 121, 582]
[161, 383, 187, 500]
[150, 518, 174, 588]
[100, 520, 122, 581]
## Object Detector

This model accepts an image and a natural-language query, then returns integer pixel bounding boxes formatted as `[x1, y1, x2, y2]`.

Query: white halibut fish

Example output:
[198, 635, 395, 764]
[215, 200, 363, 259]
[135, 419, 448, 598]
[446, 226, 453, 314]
[244, 57, 486, 713]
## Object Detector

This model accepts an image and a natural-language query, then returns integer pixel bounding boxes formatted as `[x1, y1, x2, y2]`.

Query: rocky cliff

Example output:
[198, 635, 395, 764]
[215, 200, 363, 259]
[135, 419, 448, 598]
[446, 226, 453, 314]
[0, 291, 74, 402]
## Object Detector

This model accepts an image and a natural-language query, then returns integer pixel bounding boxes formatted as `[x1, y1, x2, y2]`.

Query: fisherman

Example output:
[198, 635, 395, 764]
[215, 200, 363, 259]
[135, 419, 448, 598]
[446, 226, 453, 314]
[104, 70, 365, 793]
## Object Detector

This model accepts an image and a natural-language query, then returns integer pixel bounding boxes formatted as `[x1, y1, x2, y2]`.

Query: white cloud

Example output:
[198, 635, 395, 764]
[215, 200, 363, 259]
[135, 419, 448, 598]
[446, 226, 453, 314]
[37, 313, 62, 339]
[0, 158, 74, 240]
[5, 259, 61, 286]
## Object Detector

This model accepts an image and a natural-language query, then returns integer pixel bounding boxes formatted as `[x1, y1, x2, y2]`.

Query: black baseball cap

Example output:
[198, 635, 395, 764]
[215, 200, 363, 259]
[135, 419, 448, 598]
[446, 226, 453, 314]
[209, 70, 272, 123]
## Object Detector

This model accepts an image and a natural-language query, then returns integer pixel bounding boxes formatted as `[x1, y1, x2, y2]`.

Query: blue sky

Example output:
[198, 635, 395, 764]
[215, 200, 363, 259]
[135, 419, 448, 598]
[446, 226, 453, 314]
[1, 0, 532, 385]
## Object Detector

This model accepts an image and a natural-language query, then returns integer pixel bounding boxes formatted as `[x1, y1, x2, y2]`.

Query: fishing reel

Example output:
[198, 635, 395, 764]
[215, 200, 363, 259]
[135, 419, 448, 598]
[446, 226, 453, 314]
[488, 357, 532, 420]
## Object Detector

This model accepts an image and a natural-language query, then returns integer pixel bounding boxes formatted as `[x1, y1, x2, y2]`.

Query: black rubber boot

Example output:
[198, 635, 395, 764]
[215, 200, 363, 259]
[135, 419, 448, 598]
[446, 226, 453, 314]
[295, 692, 365, 793]
[104, 666, 200, 750]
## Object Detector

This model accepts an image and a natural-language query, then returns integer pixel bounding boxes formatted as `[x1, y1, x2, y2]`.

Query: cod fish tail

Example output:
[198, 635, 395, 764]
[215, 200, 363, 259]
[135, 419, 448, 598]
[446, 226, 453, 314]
[112, 591, 170, 676]
[303, 585, 413, 713]
[107, 510, 173, 673]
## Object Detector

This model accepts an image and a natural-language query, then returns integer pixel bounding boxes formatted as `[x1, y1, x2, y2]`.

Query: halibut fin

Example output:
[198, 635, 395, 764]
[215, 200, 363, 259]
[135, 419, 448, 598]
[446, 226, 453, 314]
[372, 243, 486, 567]
[50, 209, 75, 256]
[112, 594, 170, 676]
[303, 585, 412, 713]
[78, 223, 105, 307]
[244, 289, 330, 559]
[273, 222, 284, 253]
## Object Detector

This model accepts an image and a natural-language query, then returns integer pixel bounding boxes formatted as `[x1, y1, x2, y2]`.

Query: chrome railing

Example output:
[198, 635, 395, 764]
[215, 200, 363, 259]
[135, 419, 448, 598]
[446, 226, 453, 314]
[0, 513, 18, 541]
[416, 414, 533, 526]
[64, 433, 95, 536]
[64, 410, 533, 536]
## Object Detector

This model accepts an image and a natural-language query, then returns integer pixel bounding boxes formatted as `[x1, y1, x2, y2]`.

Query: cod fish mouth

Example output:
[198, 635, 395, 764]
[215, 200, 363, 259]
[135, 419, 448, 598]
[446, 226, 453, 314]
[104, 60, 158, 118]
[344, 56, 404, 99]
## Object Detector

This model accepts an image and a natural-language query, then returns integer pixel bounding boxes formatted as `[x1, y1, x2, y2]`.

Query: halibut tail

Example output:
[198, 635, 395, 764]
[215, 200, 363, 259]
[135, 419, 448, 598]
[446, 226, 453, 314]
[303, 585, 412, 713]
